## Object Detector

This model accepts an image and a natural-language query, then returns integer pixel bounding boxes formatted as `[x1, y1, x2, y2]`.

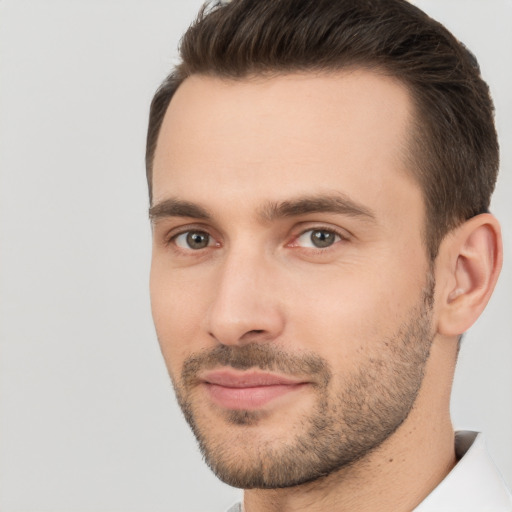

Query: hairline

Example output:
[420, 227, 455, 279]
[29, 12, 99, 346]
[148, 64, 424, 192]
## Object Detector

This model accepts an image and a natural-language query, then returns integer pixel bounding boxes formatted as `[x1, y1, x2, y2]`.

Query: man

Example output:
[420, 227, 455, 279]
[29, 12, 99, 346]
[146, 0, 511, 510]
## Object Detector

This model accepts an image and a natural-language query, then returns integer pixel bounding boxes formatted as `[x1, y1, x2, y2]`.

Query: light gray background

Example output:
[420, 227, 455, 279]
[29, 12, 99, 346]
[0, 1, 510, 511]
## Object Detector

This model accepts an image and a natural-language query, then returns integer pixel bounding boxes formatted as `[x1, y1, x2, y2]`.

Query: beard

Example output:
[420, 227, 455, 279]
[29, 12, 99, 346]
[170, 276, 435, 489]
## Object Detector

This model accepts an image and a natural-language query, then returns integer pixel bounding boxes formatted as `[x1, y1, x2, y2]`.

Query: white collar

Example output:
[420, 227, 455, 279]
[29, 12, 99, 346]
[414, 431, 512, 511]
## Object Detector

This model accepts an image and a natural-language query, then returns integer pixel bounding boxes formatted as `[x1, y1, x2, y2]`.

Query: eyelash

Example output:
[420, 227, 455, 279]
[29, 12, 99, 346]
[164, 225, 348, 253]
[288, 226, 348, 251]
[164, 225, 216, 250]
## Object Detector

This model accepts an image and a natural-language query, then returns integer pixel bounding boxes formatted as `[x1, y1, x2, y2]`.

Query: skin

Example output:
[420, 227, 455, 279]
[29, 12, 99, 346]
[149, 71, 502, 512]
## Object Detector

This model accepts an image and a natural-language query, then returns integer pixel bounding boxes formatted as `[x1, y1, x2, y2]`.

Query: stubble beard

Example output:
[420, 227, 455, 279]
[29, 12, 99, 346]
[170, 277, 435, 489]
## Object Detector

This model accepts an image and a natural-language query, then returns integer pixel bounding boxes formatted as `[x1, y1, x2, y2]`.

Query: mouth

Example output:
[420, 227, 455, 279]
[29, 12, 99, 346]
[199, 369, 309, 410]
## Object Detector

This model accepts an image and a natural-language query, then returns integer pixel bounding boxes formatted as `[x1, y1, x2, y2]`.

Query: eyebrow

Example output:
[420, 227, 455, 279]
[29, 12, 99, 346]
[149, 198, 212, 221]
[149, 193, 376, 223]
[259, 194, 376, 222]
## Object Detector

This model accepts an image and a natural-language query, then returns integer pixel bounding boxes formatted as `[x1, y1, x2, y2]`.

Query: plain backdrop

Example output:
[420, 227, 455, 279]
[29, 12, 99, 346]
[0, 1, 511, 511]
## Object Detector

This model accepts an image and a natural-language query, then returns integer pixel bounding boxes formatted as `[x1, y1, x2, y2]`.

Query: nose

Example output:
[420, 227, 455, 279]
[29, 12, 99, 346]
[205, 249, 285, 346]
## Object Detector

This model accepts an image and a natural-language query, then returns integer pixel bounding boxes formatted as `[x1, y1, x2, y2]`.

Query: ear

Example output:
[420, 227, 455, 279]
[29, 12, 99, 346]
[436, 213, 502, 337]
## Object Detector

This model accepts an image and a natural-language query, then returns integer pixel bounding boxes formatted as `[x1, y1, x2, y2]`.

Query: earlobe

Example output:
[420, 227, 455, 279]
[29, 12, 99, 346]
[437, 214, 502, 337]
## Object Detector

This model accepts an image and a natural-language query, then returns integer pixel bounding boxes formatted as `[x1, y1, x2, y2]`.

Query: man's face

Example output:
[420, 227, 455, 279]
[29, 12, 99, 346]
[150, 71, 435, 488]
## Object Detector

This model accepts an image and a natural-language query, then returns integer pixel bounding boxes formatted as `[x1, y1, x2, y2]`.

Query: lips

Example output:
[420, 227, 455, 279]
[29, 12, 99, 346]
[200, 370, 308, 410]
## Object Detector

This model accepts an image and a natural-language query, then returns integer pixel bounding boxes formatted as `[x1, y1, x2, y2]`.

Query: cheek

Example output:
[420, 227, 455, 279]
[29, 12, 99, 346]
[149, 262, 211, 373]
[284, 262, 424, 362]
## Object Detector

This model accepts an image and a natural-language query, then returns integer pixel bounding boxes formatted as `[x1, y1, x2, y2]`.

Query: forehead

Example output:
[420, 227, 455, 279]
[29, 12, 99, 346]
[152, 70, 420, 223]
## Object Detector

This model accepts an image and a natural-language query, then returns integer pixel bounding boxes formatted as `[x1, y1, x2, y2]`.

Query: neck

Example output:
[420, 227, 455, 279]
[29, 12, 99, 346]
[243, 337, 458, 512]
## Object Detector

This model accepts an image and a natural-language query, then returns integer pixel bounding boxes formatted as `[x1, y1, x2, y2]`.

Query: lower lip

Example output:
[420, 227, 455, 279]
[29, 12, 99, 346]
[204, 383, 307, 410]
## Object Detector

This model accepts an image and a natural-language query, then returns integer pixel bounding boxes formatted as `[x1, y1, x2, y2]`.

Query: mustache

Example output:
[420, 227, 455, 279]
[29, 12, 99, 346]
[181, 343, 331, 388]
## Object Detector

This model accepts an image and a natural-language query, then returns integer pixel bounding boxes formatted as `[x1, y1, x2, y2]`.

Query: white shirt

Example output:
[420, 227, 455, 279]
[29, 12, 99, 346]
[415, 431, 512, 511]
[226, 431, 512, 512]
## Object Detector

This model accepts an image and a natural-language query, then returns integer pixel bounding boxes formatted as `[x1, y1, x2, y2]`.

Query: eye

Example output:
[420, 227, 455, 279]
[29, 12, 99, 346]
[174, 230, 214, 250]
[295, 228, 341, 249]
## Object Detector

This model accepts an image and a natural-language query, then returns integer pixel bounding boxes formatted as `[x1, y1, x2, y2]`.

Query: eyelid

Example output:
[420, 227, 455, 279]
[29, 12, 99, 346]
[287, 225, 350, 249]
[174, 231, 216, 249]
[162, 223, 220, 247]
[158, 221, 350, 251]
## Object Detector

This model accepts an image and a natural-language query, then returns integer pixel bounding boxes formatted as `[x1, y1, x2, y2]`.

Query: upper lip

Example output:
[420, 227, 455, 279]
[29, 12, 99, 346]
[200, 370, 306, 388]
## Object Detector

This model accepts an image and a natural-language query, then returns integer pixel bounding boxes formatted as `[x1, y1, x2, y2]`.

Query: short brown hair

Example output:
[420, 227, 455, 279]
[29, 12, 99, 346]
[146, 0, 499, 260]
